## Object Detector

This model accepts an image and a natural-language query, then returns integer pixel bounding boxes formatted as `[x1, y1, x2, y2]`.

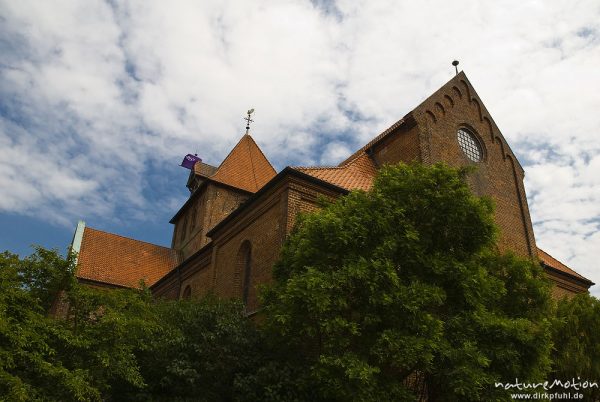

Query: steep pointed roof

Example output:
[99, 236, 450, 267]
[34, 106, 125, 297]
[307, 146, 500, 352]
[294, 152, 378, 191]
[210, 134, 277, 193]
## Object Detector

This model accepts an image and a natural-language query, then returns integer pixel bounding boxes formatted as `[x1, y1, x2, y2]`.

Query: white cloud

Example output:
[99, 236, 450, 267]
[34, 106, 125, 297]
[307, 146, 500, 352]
[0, 0, 599, 293]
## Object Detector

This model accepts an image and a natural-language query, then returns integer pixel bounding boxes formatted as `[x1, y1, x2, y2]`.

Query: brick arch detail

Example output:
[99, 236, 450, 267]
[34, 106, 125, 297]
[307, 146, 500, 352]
[444, 94, 454, 108]
[426, 110, 437, 124]
[181, 284, 192, 300]
[434, 102, 445, 115]
[452, 85, 462, 99]
[234, 240, 252, 304]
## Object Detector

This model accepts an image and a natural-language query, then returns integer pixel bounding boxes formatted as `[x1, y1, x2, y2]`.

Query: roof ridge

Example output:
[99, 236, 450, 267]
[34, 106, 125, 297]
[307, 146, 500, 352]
[208, 133, 277, 193]
[209, 134, 248, 179]
[344, 152, 372, 167]
[340, 118, 406, 166]
[245, 134, 260, 189]
[293, 164, 345, 170]
[78, 275, 139, 289]
[290, 152, 369, 170]
[537, 247, 590, 281]
[84, 227, 176, 253]
[245, 133, 277, 174]
[295, 153, 372, 171]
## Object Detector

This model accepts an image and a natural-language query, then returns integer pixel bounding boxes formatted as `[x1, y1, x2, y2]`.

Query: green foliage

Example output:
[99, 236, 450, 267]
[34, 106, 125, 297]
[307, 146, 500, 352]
[132, 296, 261, 401]
[0, 248, 99, 401]
[259, 163, 553, 401]
[551, 293, 600, 400]
[0, 247, 260, 401]
[60, 285, 159, 399]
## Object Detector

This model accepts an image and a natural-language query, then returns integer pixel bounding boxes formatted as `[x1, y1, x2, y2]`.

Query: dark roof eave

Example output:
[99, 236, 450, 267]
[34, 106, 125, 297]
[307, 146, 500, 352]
[205, 167, 348, 238]
[77, 276, 136, 290]
[169, 177, 253, 223]
[150, 240, 214, 290]
[542, 262, 595, 287]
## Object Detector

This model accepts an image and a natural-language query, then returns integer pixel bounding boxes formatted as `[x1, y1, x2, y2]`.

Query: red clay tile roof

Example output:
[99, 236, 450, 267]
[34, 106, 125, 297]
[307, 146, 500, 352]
[294, 152, 378, 191]
[538, 248, 592, 283]
[209, 134, 277, 193]
[77, 227, 180, 288]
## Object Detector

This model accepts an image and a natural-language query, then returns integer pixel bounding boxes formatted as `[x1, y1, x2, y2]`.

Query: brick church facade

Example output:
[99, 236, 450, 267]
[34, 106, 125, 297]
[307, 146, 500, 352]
[72, 72, 594, 308]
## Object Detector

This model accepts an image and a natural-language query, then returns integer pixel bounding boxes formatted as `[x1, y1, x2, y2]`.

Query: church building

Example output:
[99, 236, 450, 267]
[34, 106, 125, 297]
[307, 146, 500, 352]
[71, 71, 594, 310]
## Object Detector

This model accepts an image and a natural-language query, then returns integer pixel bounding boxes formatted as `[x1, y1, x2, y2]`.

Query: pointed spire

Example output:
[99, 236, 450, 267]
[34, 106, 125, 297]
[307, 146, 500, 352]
[210, 134, 276, 193]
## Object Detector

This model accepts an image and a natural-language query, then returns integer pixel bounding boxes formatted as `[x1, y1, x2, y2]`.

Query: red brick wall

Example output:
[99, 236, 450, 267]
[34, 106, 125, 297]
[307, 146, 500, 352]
[159, 176, 343, 306]
[210, 186, 287, 312]
[545, 270, 589, 299]
[172, 183, 250, 260]
[285, 179, 339, 234]
[152, 244, 213, 299]
[153, 276, 180, 300]
[371, 122, 421, 167]
[179, 247, 213, 299]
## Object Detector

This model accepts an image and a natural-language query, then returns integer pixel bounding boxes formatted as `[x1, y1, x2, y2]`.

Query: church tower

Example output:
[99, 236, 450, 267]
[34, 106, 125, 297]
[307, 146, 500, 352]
[169, 134, 276, 260]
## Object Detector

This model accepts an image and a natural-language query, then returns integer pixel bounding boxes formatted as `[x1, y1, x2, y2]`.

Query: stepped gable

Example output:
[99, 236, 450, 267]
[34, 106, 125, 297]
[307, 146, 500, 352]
[77, 227, 180, 288]
[294, 152, 378, 191]
[538, 248, 593, 284]
[209, 134, 276, 193]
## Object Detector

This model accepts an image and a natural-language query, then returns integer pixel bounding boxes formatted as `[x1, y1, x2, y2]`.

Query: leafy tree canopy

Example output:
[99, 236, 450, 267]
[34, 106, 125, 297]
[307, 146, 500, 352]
[551, 293, 600, 400]
[259, 163, 553, 402]
[0, 248, 258, 401]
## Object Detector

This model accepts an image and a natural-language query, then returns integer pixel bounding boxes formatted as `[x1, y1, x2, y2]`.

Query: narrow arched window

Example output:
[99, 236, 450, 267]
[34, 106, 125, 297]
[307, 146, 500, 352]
[182, 285, 192, 300]
[235, 241, 252, 306]
[181, 216, 188, 241]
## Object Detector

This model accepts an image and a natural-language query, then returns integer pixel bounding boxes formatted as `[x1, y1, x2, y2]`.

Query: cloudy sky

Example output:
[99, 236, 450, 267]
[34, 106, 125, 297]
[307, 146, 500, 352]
[1, 0, 599, 294]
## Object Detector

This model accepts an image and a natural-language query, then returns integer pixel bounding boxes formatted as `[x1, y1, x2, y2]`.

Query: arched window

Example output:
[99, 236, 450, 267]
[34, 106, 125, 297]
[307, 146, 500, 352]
[182, 285, 192, 300]
[235, 241, 252, 306]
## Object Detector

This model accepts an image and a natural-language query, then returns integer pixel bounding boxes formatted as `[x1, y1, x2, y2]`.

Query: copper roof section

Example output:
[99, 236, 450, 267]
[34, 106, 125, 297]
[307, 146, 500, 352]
[77, 227, 180, 288]
[294, 152, 378, 191]
[209, 134, 276, 193]
[538, 248, 593, 284]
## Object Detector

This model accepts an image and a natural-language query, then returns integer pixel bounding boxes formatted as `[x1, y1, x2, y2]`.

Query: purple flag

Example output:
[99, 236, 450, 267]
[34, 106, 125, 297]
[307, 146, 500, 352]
[180, 154, 201, 169]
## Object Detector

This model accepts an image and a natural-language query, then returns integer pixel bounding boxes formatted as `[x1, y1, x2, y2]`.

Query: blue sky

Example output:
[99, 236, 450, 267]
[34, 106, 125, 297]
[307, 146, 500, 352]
[1, 0, 599, 295]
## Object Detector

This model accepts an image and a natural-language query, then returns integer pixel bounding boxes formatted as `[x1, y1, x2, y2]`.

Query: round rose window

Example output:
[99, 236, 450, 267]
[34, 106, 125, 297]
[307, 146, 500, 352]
[457, 128, 483, 162]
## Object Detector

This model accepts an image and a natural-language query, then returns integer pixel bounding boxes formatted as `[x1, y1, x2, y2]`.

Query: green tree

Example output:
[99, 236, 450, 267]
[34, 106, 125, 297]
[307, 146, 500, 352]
[0, 249, 99, 401]
[0, 247, 168, 401]
[257, 163, 553, 401]
[58, 284, 160, 400]
[551, 293, 600, 400]
[0, 247, 260, 401]
[131, 296, 261, 402]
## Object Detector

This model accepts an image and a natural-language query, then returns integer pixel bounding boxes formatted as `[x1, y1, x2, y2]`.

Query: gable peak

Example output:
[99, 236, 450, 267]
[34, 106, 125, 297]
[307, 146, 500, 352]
[209, 133, 276, 193]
